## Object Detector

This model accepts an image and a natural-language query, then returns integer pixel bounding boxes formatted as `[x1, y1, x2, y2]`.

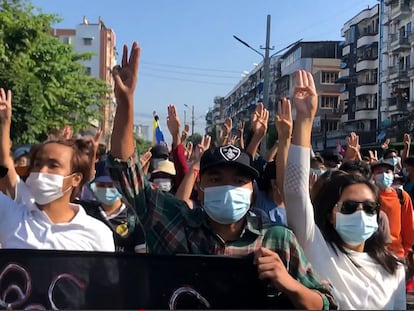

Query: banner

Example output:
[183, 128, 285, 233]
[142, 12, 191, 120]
[0, 249, 293, 310]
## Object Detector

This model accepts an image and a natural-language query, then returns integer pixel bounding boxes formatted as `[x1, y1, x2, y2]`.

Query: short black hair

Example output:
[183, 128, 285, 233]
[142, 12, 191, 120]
[383, 149, 398, 159]
[339, 160, 372, 179]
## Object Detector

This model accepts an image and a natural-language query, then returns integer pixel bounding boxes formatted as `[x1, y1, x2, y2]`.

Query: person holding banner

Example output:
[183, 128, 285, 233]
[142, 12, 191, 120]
[0, 88, 114, 251]
[108, 42, 336, 310]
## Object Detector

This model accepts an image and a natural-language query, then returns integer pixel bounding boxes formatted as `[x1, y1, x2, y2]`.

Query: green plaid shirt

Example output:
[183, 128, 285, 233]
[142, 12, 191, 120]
[108, 153, 337, 309]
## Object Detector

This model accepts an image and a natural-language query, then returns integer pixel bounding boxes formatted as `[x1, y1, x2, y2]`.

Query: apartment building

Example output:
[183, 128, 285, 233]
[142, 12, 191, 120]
[211, 41, 341, 151]
[52, 16, 117, 145]
[381, 0, 414, 141]
[278, 41, 342, 151]
[338, 4, 379, 146]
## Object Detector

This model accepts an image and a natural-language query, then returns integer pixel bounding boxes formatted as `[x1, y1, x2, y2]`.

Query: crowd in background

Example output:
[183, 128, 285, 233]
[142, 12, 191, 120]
[0, 42, 414, 309]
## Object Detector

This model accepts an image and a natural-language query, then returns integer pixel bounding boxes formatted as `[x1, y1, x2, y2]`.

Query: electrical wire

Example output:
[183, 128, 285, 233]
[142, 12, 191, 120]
[140, 61, 241, 74]
[140, 65, 240, 79]
[140, 72, 235, 86]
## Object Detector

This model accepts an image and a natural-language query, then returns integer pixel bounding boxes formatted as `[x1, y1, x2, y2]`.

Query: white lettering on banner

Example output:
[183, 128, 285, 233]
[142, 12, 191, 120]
[0, 262, 85, 310]
[48, 273, 86, 310]
[169, 286, 211, 309]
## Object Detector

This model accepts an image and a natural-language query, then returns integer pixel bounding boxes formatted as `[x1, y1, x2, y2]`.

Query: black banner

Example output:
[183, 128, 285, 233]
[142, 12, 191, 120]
[0, 249, 287, 310]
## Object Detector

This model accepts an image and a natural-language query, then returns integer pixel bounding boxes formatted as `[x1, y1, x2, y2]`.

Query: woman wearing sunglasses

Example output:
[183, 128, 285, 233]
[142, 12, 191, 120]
[281, 70, 405, 309]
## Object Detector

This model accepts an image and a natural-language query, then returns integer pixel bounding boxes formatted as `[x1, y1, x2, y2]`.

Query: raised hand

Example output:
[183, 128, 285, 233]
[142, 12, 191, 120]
[404, 133, 411, 147]
[181, 124, 190, 142]
[223, 118, 232, 138]
[112, 42, 141, 103]
[275, 98, 292, 140]
[192, 135, 211, 164]
[237, 120, 245, 134]
[368, 150, 378, 163]
[61, 125, 73, 140]
[381, 138, 390, 151]
[166, 104, 181, 137]
[0, 88, 12, 125]
[344, 132, 360, 161]
[185, 141, 193, 161]
[293, 70, 317, 120]
[251, 102, 269, 137]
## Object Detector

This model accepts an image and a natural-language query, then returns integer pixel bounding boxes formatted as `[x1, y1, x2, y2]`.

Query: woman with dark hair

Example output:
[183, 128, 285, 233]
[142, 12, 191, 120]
[283, 70, 405, 309]
[0, 88, 114, 251]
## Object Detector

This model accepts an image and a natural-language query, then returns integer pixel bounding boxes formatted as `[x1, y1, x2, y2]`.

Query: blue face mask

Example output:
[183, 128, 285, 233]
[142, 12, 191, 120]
[91, 184, 122, 205]
[310, 168, 326, 178]
[374, 172, 394, 189]
[203, 185, 252, 224]
[335, 210, 378, 246]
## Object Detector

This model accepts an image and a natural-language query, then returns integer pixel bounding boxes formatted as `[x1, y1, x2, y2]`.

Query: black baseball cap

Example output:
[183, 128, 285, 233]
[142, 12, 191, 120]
[200, 145, 259, 179]
[150, 144, 169, 159]
[370, 159, 394, 172]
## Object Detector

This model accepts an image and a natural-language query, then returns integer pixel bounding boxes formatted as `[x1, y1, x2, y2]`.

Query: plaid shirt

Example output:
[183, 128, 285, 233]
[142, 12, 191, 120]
[108, 153, 337, 309]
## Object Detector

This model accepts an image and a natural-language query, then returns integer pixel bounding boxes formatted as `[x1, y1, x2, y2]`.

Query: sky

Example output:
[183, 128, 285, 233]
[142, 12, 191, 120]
[31, 0, 378, 142]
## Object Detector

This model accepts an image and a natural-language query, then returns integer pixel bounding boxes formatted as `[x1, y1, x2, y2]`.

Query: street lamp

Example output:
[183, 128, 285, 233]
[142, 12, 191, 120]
[184, 104, 194, 136]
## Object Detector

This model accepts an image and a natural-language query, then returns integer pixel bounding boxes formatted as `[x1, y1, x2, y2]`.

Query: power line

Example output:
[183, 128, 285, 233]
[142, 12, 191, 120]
[140, 61, 241, 74]
[140, 65, 240, 79]
[140, 72, 235, 86]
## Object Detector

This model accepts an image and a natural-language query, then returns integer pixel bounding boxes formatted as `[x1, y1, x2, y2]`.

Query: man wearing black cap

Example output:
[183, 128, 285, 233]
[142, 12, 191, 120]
[106, 42, 336, 310]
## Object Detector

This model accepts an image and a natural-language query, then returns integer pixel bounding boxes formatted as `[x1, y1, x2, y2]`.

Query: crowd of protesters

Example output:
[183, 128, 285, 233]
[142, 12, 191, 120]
[0, 41, 414, 309]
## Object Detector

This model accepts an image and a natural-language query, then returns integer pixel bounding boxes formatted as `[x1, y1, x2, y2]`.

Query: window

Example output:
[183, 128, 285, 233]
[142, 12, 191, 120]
[83, 38, 93, 45]
[320, 95, 339, 109]
[321, 72, 339, 84]
[61, 36, 71, 44]
[85, 67, 92, 75]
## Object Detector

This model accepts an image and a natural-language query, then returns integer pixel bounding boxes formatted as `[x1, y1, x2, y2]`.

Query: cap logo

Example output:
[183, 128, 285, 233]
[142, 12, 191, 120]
[219, 145, 241, 161]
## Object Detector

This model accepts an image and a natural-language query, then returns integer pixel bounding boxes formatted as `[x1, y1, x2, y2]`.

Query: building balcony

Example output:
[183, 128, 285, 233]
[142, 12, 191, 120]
[388, 67, 409, 82]
[342, 45, 350, 56]
[387, 97, 409, 111]
[341, 68, 350, 77]
[357, 33, 379, 48]
[356, 59, 378, 72]
[390, 1, 411, 20]
[389, 34, 410, 52]
[355, 109, 378, 120]
[356, 84, 377, 96]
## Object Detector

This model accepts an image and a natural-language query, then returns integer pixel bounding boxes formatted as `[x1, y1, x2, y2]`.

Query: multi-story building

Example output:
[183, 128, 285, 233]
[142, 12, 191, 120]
[338, 4, 379, 146]
[380, 0, 414, 142]
[278, 41, 342, 151]
[210, 41, 341, 151]
[133, 124, 150, 141]
[52, 16, 117, 145]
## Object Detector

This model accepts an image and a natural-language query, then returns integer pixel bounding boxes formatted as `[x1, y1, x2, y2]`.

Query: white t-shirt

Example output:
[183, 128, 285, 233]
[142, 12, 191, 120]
[0, 177, 115, 251]
[284, 144, 406, 310]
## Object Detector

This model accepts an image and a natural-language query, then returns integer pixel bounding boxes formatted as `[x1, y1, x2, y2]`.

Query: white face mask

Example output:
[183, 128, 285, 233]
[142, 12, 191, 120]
[25, 172, 75, 205]
[153, 178, 173, 192]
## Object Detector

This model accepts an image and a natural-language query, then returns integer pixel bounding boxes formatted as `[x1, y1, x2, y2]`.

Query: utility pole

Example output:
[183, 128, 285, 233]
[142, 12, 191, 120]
[261, 14, 272, 154]
[191, 105, 195, 136]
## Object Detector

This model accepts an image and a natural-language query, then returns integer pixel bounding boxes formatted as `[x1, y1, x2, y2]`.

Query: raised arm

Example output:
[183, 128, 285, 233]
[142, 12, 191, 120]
[237, 120, 245, 150]
[0, 88, 18, 198]
[246, 103, 269, 158]
[284, 70, 319, 245]
[275, 98, 293, 203]
[175, 135, 210, 207]
[110, 42, 140, 160]
[167, 104, 189, 190]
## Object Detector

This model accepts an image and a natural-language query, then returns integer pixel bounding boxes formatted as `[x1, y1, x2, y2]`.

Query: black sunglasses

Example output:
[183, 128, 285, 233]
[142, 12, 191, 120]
[336, 200, 379, 215]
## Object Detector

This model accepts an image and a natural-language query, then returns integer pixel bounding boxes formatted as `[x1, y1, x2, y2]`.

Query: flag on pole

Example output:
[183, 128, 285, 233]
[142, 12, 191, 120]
[152, 111, 165, 145]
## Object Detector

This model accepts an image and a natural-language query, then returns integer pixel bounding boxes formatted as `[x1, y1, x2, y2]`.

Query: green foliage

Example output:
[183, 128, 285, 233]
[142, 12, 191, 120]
[187, 133, 202, 145]
[0, 0, 110, 144]
[135, 137, 152, 155]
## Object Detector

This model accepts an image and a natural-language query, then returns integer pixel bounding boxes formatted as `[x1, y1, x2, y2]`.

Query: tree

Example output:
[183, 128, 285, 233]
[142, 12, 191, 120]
[135, 137, 152, 155]
[187, 133, 202, 145]
[0, 0, 110, 144]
